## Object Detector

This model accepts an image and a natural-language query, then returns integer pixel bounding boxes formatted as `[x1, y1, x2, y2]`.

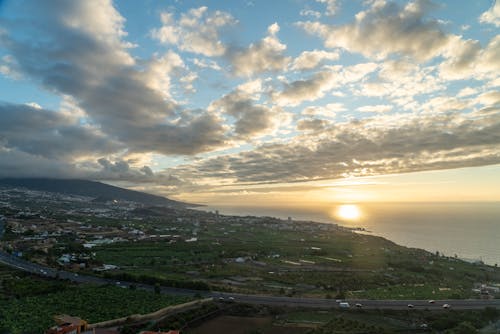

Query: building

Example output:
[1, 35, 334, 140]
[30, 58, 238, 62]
[46, 315, 88, 334]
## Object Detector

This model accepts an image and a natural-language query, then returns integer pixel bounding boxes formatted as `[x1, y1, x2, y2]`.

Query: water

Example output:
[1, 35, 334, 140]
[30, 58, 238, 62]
[201, 202, 500, 265]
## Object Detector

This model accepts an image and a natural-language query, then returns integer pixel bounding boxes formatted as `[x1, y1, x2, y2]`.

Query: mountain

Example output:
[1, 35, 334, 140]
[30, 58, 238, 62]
[0, 178, 192, 208]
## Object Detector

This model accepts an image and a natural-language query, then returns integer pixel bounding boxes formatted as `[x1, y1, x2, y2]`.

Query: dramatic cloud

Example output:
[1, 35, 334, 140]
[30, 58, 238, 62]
[357, 104, 393, 113]
[0, 0, 498, 196]
[173, 109, 500, 184]
[302, 103, 346, 118]
[291, 50, 340, 71]
[297, 118, 331, 131]
[151, 7, 236, 57]
[299, 0, 452, 60]
[0, 0, 227, 156]
[209, 88, 277, 139]
[273, 63, 377, 106]
[229, 23, 291, 77]
[0, 102, 120, 159]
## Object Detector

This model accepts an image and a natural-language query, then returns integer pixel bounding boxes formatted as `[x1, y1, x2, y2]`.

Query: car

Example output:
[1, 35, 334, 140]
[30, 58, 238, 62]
[228, 296, 235, 301]
[355, 303, 363, 308]
[428, 300, 435, 304]
[442, 304, 451, 309]
[335, 299, 343, 302]
[339, 302, 350, 308]
[218, 297, 225, 301]
[407, 304, 414, 308]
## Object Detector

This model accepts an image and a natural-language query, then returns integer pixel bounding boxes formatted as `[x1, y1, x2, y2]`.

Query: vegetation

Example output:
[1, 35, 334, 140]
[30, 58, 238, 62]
[92, 221, 500, 298]
[301, 308, 500, 334]
[0, 276, 192, 334]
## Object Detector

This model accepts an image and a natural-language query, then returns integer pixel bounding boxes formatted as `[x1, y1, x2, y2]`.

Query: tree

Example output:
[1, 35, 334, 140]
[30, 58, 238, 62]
[447, 322, 478, 334]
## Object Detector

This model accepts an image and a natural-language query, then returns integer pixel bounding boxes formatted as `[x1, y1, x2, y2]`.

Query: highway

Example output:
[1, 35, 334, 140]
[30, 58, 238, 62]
[0, 250, 499, 311]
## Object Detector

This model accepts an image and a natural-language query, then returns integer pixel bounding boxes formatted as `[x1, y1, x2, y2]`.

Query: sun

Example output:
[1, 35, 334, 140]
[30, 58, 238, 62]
[336, 204, 361, 221]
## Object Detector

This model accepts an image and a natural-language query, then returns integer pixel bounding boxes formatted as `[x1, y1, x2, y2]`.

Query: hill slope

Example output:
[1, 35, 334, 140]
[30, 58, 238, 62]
[0, 178, 190, 207]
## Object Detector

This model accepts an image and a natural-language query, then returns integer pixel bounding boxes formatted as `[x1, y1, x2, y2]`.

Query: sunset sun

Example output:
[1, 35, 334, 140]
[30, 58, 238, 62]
[336, 204, 361, 221]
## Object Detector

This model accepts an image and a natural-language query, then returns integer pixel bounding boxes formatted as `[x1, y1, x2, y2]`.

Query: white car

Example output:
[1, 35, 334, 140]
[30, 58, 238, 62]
[407, 304, 414, 308]
[355, 303, 363, 308]
[442, 304, 451, 309]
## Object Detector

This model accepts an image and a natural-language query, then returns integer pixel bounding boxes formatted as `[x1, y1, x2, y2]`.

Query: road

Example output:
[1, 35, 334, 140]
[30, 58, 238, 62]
[0, 250, 499, 311]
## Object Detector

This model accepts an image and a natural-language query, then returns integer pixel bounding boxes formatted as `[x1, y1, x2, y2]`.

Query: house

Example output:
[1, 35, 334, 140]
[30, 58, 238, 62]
[46, 315, 88, 334]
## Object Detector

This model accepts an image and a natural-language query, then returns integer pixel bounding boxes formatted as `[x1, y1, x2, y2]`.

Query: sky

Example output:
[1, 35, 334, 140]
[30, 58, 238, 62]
[0, 0, 499, 206]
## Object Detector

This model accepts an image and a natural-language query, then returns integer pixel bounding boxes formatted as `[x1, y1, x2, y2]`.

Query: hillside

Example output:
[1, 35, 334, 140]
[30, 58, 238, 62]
[0, 178, 191, 208]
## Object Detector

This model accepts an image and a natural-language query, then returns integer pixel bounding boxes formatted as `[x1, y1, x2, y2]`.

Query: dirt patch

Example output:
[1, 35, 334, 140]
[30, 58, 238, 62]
[185, 315, 310, 334]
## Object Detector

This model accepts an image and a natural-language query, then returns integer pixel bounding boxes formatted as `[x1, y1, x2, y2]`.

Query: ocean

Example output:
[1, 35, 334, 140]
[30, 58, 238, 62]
[200, 202, 500, 265]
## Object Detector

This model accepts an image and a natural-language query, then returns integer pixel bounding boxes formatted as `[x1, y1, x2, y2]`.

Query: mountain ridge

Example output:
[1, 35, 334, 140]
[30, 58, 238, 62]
[0, 178, 192, 208]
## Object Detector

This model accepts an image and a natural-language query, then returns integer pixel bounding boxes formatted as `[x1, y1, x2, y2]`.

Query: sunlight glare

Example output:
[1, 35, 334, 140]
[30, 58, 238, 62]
[336, 204, 361, 221]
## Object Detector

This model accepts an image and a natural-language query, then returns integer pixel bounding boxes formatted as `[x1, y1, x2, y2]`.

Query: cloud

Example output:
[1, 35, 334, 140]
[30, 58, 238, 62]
[273, 63, 377, 106]
[0, 102, 120, 159]
[192, 58, 222, 71]
[0, 0, 227, 156]
[297, 118, 331, 131]
[228, 23, 291, 77]
[316, 0, 340, 16]
[151, 7, 236, 57]
[302, 103, 346, 118]
[357, 104, 393, 113]
[172, 109, 500, 184]
[300, 9, 322, 18]
[291, 49, 340, 71]
[298, 0, 451, 61]
[479, 0, 500, 27]
[141, 51, 187, 99]
[0, 55, 21, 79]
[209, 88, 278, 139]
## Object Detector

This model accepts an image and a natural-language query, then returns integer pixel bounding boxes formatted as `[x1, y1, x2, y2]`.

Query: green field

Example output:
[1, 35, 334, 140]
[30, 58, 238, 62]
[0, 268, 192, 334]
[90, 219, 500, 299]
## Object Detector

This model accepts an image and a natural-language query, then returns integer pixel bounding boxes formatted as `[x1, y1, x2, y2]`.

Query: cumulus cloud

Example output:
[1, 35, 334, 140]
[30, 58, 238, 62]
[479, 0, 500, 27]
[0, 0, 227, 156]
[357, 104, 393, 113]
[316, 0, 341, 16]
[0, 55, 21, 79]
[228, 23, 291, 77]
[173, 109, 500, 184]
[209, 88, 277, 138]
[273, 63, 377, 106]
[141, 51, 187, 99]
[291, 49, 340, 71]
[302, 103, 346, 118]
[298, 0, 451, 61]
[297, 118, 331, 131]
[0, 102, 120, 159]
[151, 7, 236, 57]
[300, 9, 322, 18]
